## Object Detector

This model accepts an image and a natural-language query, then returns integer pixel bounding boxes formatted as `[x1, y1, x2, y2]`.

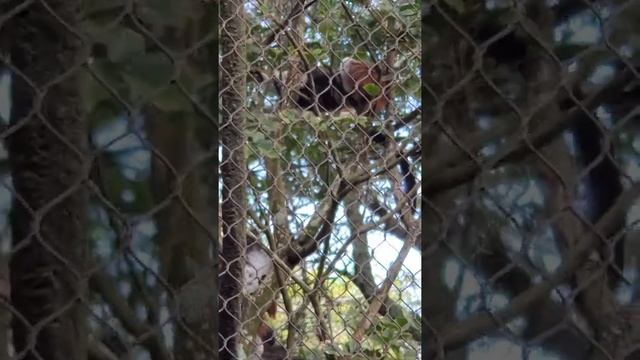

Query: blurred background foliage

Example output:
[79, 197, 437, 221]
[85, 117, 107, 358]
[423, 0, 639, 359]
[2, 0, 218, 359]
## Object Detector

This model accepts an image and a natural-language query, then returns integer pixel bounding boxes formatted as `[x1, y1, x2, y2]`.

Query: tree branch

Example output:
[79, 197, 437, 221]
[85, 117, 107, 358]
[425, 182, 640, 358]
[424, 66, 636, 196]
[89, 268, 170, 360]
[353, 227, 419, 342]
[262, 0, 320, 47]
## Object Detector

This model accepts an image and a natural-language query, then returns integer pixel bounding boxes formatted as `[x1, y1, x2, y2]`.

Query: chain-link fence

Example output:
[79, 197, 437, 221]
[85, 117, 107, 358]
[220, 0, 421, 359]
[1, 0, 219, 359]
[1, 0, 640, 359]
[0, 0, 422, 359]
[423, 0, 640, 359]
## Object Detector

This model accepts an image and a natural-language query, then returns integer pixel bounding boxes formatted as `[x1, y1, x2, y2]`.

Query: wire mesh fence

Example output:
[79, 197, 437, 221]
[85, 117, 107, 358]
[0, 0, 639, 359]
[220, 0, 421, 359]
[422, 1, 640, 359]
[1, 0, 422, 359]
[1, 0, 219, 359]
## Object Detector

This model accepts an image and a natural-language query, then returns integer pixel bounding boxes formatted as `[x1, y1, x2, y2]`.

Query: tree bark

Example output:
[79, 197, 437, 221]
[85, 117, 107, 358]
[148, 107, 216, 360]
[219, 0, 247, 358]
[1, 1, 89, 359]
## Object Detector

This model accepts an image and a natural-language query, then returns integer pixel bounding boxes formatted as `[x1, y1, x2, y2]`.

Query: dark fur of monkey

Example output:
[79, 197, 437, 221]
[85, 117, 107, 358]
[253, 57, 393, 116]
[252, 58, 418, 214]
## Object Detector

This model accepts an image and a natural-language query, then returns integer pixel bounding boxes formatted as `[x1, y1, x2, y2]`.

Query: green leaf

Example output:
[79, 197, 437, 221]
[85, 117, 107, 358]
[253, 137, 278, 159]
[79, 68, 113, 112]
[318, 20, 333, 38]
[302, 111, 321, 126]
[259, 2, 270, 15]
[82, 24, 145, 63]
[248, 131, 276, 157]
[280, 110, 299, 124]
[399, 3, 416, 17]
[355, 51, 370, 62]
[264, 47, 286, 64]
[305, 47, 324, 64]
[399, 3, 415, 12]
[81, 61, 129, 111]
[260, 116, 280, 134]
[362, 83, 381, 97]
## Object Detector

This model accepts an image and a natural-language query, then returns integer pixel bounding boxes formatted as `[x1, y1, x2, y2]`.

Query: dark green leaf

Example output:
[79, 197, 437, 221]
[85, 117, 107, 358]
[88, 100, 123, 128]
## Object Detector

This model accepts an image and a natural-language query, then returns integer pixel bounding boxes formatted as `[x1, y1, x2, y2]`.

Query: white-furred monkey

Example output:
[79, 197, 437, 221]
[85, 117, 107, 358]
[218, 217, 276, 358]
[218, 229, 275, 297]
[243, 236, 275, 297]
[218, 205, 274, 297]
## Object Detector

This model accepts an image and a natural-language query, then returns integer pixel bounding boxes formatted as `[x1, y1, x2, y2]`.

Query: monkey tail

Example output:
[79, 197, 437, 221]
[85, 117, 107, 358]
[399, 158, 416, 215]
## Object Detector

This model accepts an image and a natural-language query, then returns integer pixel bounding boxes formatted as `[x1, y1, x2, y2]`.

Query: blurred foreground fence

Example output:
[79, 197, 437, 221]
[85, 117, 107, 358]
[0, 0, 422, 359]
[1, 0, 219, 359]
[422, 1, 640, 360]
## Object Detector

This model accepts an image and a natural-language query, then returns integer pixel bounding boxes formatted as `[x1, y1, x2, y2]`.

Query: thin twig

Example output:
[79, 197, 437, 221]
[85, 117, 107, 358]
[352, 229, 418, 342]
[262, 0, 321, 47]
[339, 2, 377, 64]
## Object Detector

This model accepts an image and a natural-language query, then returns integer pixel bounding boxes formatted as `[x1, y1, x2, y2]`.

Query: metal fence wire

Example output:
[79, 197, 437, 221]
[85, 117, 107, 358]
[0, 0, 639, 359]
[220, 0, 421, 359]
[420, 1, 640, 360]
[1, 0, 422, 359]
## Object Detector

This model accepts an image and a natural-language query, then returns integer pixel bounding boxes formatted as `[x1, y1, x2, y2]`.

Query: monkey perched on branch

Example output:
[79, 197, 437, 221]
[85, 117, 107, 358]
[252, 57, 393, 116]
[251, 55, 418, 214]
[292, 57, 394, 116]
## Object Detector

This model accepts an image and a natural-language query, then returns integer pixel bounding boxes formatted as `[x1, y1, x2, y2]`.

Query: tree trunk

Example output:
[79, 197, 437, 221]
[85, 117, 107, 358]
[523, 1, 620, 357]
[147, 108, 216, 360]
[219, 0, 247, 358]
[1, 1, 88, 359]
